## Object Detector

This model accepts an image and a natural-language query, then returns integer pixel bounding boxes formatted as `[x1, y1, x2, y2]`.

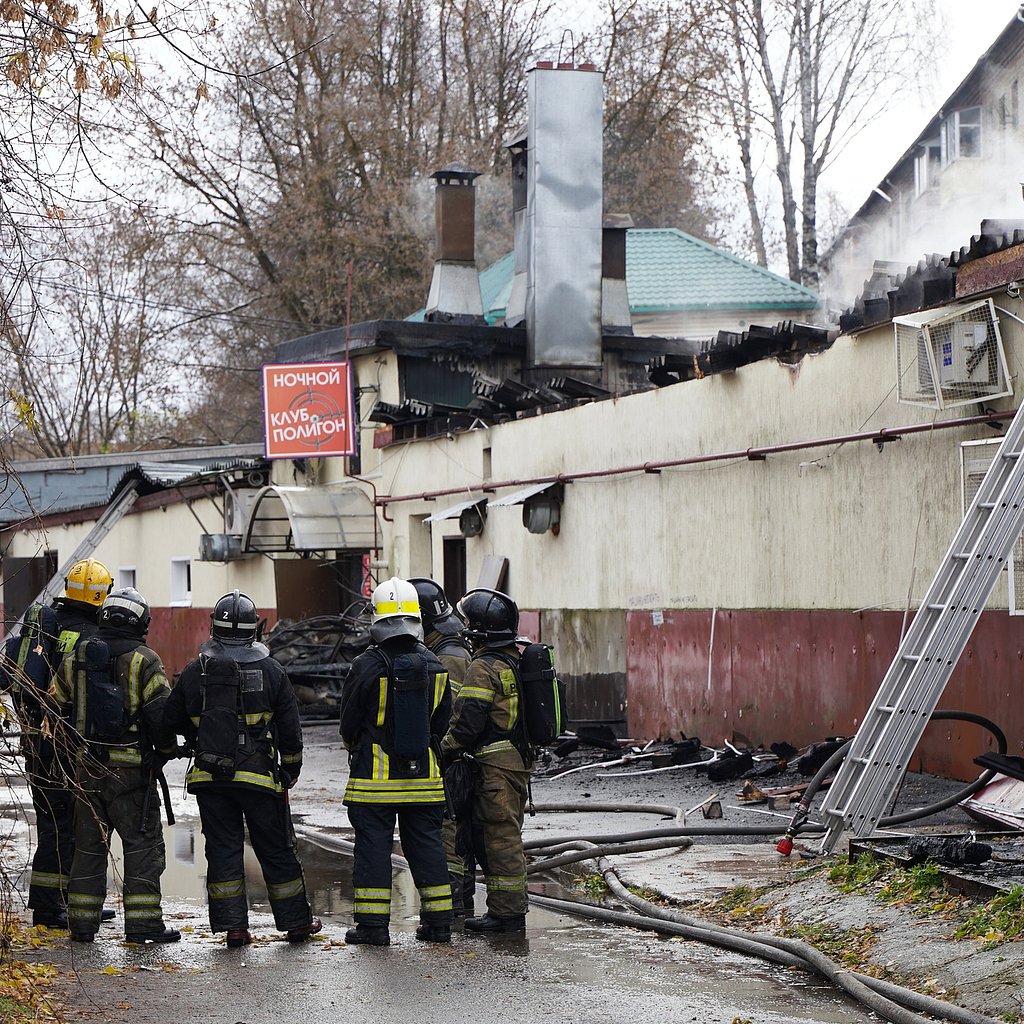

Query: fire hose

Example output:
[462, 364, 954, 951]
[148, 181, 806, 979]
[776, 710, 1006, 856]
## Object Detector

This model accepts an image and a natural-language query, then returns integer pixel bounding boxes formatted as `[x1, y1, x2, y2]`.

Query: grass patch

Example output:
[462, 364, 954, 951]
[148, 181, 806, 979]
[781, 921, 880, 970]
[571, 871, 608, 900]
[954, 886, 1024, 943]
[700, 883, 777, 925]
[828, 853, 886, 892]
[0, 995, 32, 1023]
[626, 884, 668, 903]
[828, 854, 1024, 945]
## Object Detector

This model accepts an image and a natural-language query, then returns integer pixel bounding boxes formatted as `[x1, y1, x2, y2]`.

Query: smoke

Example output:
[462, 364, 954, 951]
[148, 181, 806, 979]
[822, 134, 1024, 315]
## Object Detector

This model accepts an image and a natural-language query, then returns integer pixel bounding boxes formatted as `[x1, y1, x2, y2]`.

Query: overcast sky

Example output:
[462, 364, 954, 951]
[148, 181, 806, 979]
[822, 0, 1024, 211]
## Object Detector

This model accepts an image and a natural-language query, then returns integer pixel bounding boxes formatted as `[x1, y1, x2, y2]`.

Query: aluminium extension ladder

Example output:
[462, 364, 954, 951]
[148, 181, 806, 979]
[2, 480, 141, 644]
[819, 401, 1024, 854]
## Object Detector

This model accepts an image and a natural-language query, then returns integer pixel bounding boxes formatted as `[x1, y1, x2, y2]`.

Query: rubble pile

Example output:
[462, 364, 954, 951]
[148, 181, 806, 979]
[267, 609, 372, 717]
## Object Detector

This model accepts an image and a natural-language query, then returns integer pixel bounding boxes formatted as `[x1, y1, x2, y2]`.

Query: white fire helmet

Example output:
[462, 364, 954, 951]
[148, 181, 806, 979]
[369, 577, 424, 643]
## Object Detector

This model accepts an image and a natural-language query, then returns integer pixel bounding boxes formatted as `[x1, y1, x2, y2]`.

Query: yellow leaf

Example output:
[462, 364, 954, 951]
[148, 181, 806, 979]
[100, 965, 124, 975]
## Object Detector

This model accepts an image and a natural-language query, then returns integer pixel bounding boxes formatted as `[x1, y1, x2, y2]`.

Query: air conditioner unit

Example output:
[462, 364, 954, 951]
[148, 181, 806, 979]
[224, 488, 261, 536]
[199, 533, 246, 562]
[894, 298, 1011, 410]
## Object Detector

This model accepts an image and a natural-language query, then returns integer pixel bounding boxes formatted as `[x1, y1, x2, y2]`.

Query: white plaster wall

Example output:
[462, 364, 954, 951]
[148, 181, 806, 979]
[3, 497, 278, 609]
[347, 294, 1024, 614]
[632, 305, 820, 340]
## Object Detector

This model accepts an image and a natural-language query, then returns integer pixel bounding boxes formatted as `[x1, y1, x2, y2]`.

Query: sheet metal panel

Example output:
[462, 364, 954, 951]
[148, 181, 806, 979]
[526, 65, 603, 368]
[626, 609, 1024, 781]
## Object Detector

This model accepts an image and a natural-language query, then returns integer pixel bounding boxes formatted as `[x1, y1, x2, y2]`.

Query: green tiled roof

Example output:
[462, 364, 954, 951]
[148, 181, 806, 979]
[625, 228, 819, 312]
[407, 228, 818, 322]
[480, 251, 515, 324]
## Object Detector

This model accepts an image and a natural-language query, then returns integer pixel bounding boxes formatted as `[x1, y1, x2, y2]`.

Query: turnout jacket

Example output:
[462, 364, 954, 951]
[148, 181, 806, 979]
[163, 651, 303, 795]
[424, 629, 472, 704]
[51, 631, 176, 769]
[441, 643, 532, 771]
[52, 598, 100, 665]
[0, 604, 59, 734]
[340, 636, 450, 805]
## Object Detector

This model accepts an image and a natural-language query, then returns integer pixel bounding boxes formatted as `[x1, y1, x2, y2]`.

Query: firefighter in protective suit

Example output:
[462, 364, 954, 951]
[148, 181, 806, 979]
[0, 559, 116, 929]
[51, 587, 180, 943]
[441, 589, 532, 933]
[162, 591, 320, 948]
[408, 577, 476, 917]
[340, 577, 453, 945]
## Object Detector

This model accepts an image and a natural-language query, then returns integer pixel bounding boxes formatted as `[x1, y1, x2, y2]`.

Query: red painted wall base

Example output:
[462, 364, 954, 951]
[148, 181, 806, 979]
[626, 608, 1024, 782]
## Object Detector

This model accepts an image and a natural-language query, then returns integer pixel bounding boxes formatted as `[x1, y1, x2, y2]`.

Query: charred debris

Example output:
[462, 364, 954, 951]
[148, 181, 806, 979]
[267, 608, 370, 717]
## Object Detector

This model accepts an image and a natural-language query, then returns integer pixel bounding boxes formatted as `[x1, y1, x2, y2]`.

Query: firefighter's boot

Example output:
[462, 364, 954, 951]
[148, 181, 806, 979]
[464, 913, 525, 933]
[345, 924, 390, 946]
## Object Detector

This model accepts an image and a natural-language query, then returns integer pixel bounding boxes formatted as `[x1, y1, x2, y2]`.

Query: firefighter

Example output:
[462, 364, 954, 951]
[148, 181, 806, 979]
[340, 577, 453, 945]
[408, 577, 476, 918]
[0, 559, 116, 930]
[440, 589, 532, 934]
[162, 590, 320, 948]
[51, 587, 180, 943]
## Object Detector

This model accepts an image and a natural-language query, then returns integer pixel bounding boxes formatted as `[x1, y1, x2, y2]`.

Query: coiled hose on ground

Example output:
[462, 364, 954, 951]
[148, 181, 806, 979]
[522, 710, 1008, 1024]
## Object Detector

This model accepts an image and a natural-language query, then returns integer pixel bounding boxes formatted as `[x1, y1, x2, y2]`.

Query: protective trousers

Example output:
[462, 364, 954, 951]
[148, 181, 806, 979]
[442, 816, 476, 914]
[27, 775, 74, 920]
[67, 765, 168, 936]
[471, 763, 529, 918]
[348, 803, 453, 928]
[196, 787, 312, 933]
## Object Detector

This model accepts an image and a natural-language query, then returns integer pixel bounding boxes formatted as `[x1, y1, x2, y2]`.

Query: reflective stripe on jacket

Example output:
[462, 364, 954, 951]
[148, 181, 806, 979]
[340, 641, 451, 805]
[52, 643, 172, 767]
[163, 654, 303, 796]
[440, 646, 531, 770]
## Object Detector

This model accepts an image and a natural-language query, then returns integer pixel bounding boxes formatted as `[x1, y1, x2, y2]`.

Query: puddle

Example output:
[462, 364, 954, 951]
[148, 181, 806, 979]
[107, 817, 427, 925]
[14, 812, 881, 1021]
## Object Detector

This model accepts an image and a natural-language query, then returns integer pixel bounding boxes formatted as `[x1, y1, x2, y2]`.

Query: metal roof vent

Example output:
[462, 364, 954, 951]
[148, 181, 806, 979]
[525, 62, 604, 369]
[602, 214, 633, 334]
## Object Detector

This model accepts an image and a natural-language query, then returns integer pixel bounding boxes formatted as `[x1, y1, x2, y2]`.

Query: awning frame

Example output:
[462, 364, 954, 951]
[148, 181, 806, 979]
[242, 483, 379, 554]
[423, 495, 486, 523]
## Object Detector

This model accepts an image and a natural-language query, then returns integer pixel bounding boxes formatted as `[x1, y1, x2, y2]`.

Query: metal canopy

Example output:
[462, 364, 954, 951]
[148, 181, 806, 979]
[487, 482, 557, 507]
[243, 484, 378, 553]
[423, 496, 485, 523]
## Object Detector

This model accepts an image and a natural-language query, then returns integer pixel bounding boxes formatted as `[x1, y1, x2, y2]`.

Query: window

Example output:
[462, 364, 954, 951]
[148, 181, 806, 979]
[170, 558, 192, 606]
[118, 567, 136, 590]
[941, 106, 982, 164]
[914, 140, 941, 195]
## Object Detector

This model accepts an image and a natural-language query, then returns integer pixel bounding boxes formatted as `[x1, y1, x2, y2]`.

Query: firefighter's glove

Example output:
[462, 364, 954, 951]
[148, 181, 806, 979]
[283, 769, 300, 789]
[153, 745, 185, 771]
[440, 747, 460, 773]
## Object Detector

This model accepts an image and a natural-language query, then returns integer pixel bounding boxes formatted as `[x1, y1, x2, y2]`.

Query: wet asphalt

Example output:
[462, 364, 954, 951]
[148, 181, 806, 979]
[3, 724, 970, 1023]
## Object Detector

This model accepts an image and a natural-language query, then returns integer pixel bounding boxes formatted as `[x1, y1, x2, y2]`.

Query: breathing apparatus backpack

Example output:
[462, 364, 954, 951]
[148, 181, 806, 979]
[1, 604, 57, 702]
[517, 642, 565, 748]
[381, 647, 432, 771]
[195, 657, 244, 779]
[75, 637, 129, 754]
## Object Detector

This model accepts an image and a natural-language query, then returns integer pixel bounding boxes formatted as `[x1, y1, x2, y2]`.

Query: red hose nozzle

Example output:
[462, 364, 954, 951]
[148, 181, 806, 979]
[776, 836, 794, 856]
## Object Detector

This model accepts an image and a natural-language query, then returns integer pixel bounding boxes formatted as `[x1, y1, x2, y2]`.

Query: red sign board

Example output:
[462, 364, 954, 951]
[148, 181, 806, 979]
[262, 361, 355, 459]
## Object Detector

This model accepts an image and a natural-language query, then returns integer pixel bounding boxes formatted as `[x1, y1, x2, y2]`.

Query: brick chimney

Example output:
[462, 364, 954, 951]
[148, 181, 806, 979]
[425, 165, 485, 324]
